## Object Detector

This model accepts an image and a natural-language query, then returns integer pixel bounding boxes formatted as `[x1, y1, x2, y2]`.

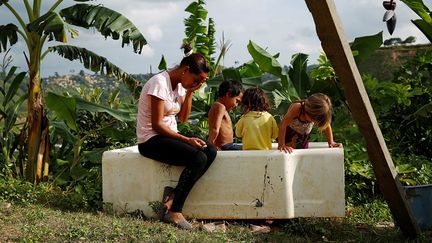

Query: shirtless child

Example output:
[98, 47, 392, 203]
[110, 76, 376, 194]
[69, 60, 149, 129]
[208, 80, 243, 150]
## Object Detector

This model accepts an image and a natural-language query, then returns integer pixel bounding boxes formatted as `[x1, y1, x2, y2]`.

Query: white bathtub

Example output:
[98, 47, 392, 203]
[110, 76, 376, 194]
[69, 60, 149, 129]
[102, 142, 345, 219]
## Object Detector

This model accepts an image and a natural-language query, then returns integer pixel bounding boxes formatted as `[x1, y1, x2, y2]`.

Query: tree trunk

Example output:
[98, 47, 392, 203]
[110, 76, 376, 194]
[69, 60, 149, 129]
[26, 34, 49, 184]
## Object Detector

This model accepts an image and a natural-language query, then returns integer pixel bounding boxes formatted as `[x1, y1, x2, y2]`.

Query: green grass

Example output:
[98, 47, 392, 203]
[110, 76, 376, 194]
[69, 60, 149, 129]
[0, 178, 431, 242]
[1, 200, 431, 242]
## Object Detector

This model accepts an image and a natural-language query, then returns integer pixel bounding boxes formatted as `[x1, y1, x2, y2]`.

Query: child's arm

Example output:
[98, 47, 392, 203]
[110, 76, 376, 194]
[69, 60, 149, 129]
[208, 104, 225, 145]
[323, 126, 341, 148]
[278, 103, 300, 153]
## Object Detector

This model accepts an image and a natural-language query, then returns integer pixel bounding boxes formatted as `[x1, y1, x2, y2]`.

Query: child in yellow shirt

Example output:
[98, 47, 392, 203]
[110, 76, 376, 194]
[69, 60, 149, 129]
[235, 87, 278, 150]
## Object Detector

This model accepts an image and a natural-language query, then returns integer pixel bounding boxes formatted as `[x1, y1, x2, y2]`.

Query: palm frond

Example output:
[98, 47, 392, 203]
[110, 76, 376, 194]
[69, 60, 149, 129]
[49, 45, 139, 96]
[59, 4, 147, 54]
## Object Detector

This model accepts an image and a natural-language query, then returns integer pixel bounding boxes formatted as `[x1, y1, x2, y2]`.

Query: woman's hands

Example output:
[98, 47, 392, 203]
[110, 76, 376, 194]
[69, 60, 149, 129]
[278, 144, 294, 153]
[328, 142, 342, 148]
[187, 137, 208, 150]
[187, 82, 204, 94]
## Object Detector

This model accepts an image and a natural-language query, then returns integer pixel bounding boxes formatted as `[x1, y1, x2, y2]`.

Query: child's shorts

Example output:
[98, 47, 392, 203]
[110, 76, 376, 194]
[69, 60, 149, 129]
[221, 143, 243, 151]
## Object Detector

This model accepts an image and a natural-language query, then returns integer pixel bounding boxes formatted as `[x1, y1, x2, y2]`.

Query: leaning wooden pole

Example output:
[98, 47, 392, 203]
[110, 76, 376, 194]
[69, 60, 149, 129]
[305, 0, 420, 237]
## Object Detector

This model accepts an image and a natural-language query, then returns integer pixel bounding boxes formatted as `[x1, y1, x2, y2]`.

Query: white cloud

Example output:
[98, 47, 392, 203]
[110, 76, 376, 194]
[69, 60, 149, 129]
[124, 2, 182, 25]
[145, 25, 163, 42]
[141, 45, 155, 58]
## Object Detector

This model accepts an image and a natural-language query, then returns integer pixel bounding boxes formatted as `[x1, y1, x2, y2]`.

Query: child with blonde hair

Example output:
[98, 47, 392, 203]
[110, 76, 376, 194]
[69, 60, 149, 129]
[235, 87, 278, 150]
[278, 93, 341, 153]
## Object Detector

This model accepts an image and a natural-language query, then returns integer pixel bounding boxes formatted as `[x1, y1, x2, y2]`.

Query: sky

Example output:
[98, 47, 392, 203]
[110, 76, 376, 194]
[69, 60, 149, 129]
[0, 0, 429, 77]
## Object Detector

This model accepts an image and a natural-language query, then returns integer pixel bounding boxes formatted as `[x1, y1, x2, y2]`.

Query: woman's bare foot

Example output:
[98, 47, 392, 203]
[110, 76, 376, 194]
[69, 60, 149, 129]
[163, 211, 192, 230]
[167, 211, 186, 223]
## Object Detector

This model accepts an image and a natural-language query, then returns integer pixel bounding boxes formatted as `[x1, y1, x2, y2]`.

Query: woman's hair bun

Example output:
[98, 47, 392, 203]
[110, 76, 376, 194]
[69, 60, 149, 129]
[181, 43, 193, 57]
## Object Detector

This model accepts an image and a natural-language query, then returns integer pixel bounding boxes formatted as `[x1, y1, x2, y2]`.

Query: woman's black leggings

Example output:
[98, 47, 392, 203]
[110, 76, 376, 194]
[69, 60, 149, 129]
[138, 135, 217, 212]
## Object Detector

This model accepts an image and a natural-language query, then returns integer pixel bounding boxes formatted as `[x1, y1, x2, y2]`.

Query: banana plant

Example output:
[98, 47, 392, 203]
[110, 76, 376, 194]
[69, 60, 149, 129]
[0, 66, 28, 178]
[183, 0, 216, 71]
[181, 0, 228, 122]
[46, 90, 135, 184]
[0, 0, 147, 183]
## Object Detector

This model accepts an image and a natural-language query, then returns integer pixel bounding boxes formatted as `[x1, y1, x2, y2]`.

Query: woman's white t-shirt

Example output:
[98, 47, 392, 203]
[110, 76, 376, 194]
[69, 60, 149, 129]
[137, 71, 186, 143]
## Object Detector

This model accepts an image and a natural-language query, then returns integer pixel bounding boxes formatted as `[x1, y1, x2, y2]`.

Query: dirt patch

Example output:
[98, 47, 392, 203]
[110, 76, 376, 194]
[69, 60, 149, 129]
[0, 226, 22, 242]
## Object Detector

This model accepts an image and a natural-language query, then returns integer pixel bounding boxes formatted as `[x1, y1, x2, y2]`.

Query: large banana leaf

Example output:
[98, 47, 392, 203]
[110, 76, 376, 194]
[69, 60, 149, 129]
[0, 24, 18, 53]
[412, 19, 432, 42]
[46, 92, 134, 132]
[46, 92, 78, 131]
[288, 53, 312, 99]
[221, 68, 242, 82]
[75, 97, 133, 122]
[247, 40, 299, 101]
[401, 0, 432, 42]
[27, 11, 68, 42]
[350, 32, 383, 64]
[239, 61, 264, 78]
[48, 45, 139, 95]
[401, 0, 432, 24]
[59, 3, 146, 54]
[206, 63, 263, 89]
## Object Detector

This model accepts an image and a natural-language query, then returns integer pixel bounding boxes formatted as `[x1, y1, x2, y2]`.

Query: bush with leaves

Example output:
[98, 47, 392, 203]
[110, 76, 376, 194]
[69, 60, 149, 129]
[46, 86, 137, 210]
[363, 50, 431, 157]
[390, 50, 431, 156]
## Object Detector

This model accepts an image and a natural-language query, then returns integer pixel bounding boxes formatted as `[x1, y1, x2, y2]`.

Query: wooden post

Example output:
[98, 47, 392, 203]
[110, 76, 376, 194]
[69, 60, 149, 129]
[305, 0, 420, 237]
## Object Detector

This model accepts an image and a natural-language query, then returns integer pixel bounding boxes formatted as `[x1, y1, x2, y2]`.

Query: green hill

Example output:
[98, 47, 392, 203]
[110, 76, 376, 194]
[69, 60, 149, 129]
[357, 44, 432, 81]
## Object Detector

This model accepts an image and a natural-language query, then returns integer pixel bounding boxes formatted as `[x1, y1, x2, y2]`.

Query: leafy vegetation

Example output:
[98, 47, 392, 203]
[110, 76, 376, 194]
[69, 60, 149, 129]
[0, 0, 146, 184]
[46, 87, 137, 210]
[0, 66, 27, 178]
[1, 0, 431, 240]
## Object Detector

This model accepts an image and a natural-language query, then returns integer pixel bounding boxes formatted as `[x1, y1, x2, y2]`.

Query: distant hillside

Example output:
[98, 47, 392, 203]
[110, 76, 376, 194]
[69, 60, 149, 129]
[357, 44, 432, 81]
[42, 43, 430, 97]
[43, 72, 152, 99]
